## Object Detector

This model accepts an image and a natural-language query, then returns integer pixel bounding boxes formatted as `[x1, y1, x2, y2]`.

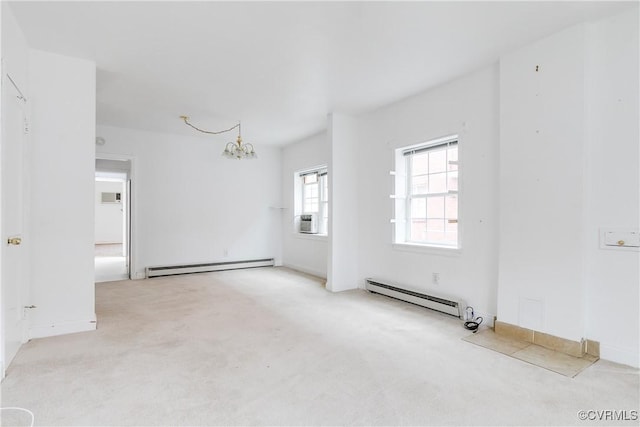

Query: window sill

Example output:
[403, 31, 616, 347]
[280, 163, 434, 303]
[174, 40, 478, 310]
[392, 242, 461, 257]
[293, 233, 328, 241]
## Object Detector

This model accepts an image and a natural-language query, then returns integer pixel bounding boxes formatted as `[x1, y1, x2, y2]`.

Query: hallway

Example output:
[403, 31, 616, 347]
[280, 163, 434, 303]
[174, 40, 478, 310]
[94, 244, 127, 282]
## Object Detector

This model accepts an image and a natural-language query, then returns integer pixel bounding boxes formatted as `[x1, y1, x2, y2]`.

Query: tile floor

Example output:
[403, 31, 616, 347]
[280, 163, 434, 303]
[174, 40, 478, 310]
[463, 329, 598, 377]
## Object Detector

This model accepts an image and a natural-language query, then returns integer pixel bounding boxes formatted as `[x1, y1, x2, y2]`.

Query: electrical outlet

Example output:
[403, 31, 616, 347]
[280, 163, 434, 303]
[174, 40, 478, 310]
[432, 272, 440, 285]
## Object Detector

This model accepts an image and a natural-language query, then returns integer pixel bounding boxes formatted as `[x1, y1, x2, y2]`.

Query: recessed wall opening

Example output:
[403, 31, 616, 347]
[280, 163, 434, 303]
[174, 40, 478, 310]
[294, 166, 328, 236]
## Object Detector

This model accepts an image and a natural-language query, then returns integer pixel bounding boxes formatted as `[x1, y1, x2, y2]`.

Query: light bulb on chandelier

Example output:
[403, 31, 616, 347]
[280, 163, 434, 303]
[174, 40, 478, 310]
[180, 115, 257, 160]
[222, 130, 257, 160]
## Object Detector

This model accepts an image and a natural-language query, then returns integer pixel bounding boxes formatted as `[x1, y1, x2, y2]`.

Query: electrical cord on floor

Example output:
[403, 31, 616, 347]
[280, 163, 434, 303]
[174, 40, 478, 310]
[463, 306, 483, 333]
[464, 317, 483, 333]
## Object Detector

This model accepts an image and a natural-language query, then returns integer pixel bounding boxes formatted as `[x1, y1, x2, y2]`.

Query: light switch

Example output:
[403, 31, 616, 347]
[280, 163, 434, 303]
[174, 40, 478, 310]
[600, 229, 640, 250]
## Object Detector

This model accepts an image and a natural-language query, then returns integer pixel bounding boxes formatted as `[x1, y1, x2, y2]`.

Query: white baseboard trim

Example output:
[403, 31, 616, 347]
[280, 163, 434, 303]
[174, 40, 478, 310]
[29, 316, 97, 340]
[600, 344, 639, 368]
[282, 263, 327, 280]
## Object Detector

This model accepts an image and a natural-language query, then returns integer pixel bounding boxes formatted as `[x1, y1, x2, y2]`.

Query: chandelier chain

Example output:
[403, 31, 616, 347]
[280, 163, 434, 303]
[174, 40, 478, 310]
[180, 116, 240, 135]
[180, 115, 256, 159]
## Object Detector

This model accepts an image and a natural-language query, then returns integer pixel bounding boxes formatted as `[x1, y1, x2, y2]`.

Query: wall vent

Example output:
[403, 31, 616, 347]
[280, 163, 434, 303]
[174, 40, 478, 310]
[101, 192, 121, 203]
[146, 258, 274, 278]
[365, 278, 464, 318]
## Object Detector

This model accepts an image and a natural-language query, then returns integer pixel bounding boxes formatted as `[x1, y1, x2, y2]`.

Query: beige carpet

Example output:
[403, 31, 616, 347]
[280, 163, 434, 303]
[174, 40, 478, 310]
[1, 267, 638, 426]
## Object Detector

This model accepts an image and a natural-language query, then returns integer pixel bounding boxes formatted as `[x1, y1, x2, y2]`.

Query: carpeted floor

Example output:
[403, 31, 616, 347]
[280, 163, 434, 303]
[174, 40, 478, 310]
[1, 267, 638, 426]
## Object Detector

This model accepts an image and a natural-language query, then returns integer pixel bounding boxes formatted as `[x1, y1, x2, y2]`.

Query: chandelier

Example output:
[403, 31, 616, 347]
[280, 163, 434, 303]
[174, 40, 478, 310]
[180, 116, 257, 160]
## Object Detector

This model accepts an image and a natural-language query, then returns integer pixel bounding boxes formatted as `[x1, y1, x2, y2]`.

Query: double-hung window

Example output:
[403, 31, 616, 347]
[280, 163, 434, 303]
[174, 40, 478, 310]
[394, 137, 459, 248]
[298, 167, 328, 235]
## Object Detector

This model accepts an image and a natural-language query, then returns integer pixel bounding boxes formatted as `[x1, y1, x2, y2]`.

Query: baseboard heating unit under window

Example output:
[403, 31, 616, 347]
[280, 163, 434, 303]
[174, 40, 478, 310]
[146, 258, 275, 278]
[365, 278, 464, 319]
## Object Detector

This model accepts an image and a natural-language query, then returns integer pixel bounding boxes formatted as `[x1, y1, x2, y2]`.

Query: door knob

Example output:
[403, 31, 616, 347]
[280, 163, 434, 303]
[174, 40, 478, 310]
[7, 237, 22, 245]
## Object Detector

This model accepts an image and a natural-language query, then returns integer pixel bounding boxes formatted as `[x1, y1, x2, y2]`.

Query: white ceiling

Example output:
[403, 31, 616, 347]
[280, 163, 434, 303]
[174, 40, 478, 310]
[9, 1, 634, 146]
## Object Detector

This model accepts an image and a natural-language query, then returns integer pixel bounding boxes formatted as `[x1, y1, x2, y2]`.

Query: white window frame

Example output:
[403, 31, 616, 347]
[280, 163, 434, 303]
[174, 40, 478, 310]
[295, 166, 328, 236]
[392, 135, 461, 251]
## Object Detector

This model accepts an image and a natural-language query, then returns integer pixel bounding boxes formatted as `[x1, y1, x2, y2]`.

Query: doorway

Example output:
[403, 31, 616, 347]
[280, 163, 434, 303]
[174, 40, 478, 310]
[95, 158, 132, 282]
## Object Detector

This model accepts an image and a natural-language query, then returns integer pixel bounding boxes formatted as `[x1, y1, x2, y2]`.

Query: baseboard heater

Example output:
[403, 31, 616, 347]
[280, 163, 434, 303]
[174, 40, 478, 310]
[146, 258, 275, 278]
[365, 278, 463, 319]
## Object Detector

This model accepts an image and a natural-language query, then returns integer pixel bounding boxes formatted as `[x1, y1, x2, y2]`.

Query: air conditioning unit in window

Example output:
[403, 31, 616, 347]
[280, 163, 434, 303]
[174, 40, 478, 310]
[300, 214, 318, 234]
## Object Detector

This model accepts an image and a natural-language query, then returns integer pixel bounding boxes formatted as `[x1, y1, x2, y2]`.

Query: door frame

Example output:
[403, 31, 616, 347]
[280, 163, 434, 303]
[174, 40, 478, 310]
[95, 153, 137, 279]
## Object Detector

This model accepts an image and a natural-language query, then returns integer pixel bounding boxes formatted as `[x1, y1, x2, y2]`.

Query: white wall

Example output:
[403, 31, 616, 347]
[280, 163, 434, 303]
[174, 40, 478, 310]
[281, 132, 329, 278]
[584, 11, 639, 367]
[28, 49, 96, 338]
[498, 25, 587, 341]
[96, 125, 282, 279]
[356, 65, 500, 319]
[1, 5, 28, 94]
[95, 180, 124, 244]
[95, 159, 131, 180]
[497, 9, 639, 367]
[327, 114, 360, 292]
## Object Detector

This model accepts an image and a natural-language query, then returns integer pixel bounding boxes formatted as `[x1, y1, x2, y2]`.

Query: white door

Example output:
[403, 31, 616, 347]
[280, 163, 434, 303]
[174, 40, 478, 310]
[1, 71, 28, 374]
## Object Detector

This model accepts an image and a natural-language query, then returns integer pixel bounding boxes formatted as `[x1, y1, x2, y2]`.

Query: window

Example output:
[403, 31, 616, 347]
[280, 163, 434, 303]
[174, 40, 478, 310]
[297, 167, 328, 235]
[393, 137, 459, 248]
